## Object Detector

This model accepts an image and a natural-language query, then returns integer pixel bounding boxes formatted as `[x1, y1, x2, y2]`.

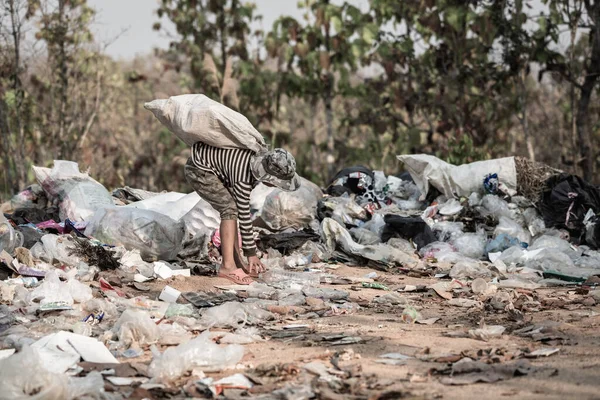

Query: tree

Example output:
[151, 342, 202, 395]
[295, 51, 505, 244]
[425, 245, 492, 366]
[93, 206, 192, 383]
[27, 0, 103, 160]
[269, 0, 372, 178]
[537, 0, 600, 181]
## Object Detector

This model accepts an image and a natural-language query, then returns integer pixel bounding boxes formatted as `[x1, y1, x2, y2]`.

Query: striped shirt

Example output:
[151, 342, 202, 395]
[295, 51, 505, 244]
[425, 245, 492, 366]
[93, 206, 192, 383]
[191, 142, 257, 256]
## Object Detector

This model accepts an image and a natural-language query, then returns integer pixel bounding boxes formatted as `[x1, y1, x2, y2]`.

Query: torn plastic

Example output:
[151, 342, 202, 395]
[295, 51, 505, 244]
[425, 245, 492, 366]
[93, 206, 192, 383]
[349, 227, 381, 245]
[432, 221, 465, 242]
[33, 160, 114, 222]
[148, 330, 244, 382]
[85, 207, 185, 261]
[481, 195, 513, 219]
[29, 271, 74, 306]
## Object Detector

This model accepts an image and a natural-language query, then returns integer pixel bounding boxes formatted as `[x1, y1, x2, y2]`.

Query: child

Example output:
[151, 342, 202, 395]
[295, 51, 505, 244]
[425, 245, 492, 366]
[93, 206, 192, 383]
[185, 144, 299, 284]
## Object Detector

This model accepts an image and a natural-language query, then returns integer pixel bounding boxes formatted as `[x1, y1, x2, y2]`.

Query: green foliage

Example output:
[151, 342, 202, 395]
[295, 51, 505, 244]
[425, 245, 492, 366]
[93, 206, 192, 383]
[445, 134, 491, 166]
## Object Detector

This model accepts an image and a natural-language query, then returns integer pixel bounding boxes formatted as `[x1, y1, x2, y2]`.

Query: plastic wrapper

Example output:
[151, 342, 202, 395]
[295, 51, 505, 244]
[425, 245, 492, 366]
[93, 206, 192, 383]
[148, 330, 244, 382]
[449, 260, 492, 280]
[66, 275, 93, 304]
[494, 216, 531, 245]
[85, 207, 185, 261]
[261, 182, 321, 231]
[350, 227, 381, 245]
[216, 327, 264, 344]
[386, 176, 421, 201]
[113, 309, 160, 348]
[451, 233, 486, 259]
[373, 171, 387, 193]
[419, 241, 456, 259]
[0, 346, 70, 399]
[33, 160, 114, 222]
[432, 221, 465, 242]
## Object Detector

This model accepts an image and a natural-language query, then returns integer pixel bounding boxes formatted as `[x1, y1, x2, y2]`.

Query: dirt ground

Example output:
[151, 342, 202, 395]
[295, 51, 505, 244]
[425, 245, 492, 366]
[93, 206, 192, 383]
[114, 264, 600, 399]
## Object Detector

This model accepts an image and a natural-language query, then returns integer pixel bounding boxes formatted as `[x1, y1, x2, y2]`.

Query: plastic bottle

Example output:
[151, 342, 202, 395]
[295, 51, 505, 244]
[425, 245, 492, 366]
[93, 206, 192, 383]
[260, 269, 320, 288]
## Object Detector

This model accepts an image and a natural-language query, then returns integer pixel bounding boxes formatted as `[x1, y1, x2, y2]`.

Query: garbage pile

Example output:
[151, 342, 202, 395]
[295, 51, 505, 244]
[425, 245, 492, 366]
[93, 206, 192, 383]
[0, 154, 599, 397]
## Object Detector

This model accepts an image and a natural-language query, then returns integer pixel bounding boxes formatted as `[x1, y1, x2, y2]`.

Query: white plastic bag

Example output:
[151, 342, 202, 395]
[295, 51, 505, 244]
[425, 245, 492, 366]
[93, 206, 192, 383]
[494, 216, 531, 245]
[33, 160, 114, 222]
[85, 207, 185, 260]
[0, 346, 70, 399]
[30, 234, 81, 266]
[148, 330, 244, 382]
[451, 233, 487, 260]
[30, 270, 74, 306]
[144, 94, 267, 152]
[113, 309, 160, 348]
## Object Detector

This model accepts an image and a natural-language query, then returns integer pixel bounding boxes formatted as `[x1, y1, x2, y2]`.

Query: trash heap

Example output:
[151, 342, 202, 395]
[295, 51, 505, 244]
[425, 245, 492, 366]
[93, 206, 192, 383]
[0, 154, 599, 398]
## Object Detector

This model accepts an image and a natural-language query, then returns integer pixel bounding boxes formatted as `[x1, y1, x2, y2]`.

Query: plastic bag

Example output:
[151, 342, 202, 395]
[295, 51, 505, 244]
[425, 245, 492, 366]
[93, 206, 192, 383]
[30, 271, 73, 306]
[529, 235, 573, 253]
[451, 233, 487, 259]
[494, 216, 531, 245]
[0, 346, 70, 399]
[85, 207, 185, 261]
[250, 183, 277, 215]
[113, 309, 160, 348]
[327, 196, 367, 226]
[438, 199, 463, 216]
[67, 371, 104, 399]
[261, 183, 321, 231]
[485, 233, 522, 254]
[144, 94, 267, 152]
[481, 195, 513, 219]
[33, 160, 114, 222]
[66, 277, 93, 304]
[30, 234, 81, 266]
[149, 330, 244, 382]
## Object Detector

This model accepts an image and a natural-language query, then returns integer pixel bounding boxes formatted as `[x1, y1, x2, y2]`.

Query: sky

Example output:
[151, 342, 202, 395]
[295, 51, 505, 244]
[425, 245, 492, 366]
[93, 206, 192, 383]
[88, 0, 368, 60]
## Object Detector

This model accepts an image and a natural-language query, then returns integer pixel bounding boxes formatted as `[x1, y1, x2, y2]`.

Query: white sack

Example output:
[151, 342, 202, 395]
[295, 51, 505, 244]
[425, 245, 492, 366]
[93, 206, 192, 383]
[144, 94, 267, 153]
[397, 154, 517, 200]
[126, 192, 220, 234]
